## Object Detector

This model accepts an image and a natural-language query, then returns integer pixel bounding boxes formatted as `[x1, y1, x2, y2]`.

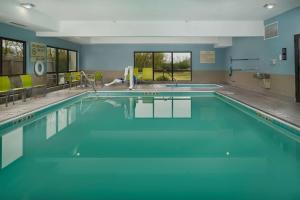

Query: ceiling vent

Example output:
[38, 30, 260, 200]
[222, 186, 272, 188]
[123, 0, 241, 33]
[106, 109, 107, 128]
[264, 21, 279, 40]
[9, 22, 27, 28]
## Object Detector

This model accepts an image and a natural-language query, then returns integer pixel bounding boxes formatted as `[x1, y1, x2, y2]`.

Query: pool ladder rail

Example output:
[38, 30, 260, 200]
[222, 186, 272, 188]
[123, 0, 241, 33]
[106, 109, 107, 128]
[173, 77, 178, 86]
[80, 71, 97, 92]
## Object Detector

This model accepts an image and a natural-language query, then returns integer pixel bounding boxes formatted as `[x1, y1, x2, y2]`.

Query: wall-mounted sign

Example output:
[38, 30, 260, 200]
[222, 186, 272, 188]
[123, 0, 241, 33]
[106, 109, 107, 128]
[200, 51, 216, 64]
[31, 42, 46, 62]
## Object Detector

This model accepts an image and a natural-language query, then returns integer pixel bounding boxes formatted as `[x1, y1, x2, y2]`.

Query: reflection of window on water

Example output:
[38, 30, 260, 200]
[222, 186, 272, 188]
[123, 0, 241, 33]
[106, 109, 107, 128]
[135, 97, 191, 118]
[58, 108, 68, 132]
[68, 106, 76, 125]
[0, 105, 78, 169]
[173, 97, 192, 118]
[1, 127, 23, 169]
[46, 112, 57, 139]
[46, 105, 77, 140]
[135, 98, 154, 118]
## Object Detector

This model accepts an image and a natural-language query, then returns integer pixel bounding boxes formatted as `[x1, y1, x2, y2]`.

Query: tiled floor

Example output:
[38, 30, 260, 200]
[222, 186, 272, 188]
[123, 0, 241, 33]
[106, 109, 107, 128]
[1, 84, 300, 128]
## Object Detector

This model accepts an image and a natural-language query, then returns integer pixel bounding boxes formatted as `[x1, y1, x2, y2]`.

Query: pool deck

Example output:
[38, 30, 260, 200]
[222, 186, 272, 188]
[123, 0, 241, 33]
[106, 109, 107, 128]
[1, 84, 300, 128]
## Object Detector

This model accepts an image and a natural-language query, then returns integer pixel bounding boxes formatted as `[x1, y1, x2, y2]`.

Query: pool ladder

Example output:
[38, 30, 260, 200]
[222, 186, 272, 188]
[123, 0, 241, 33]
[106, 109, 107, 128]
[80, 71, 97, 92]
[173, 77, 178, 86]
[166, 71, 178, 86]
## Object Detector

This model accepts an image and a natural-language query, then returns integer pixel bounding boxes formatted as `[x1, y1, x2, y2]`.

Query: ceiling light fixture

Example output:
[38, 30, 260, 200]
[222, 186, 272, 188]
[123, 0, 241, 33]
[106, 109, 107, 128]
[264, 3, 275, 10]
[20, 2, 35, 9]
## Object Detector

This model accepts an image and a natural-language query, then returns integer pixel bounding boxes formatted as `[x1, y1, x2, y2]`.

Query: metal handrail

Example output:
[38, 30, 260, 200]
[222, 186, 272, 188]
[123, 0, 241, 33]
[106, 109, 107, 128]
[166, 71, 178, 85]
[80, 71, 96, 92]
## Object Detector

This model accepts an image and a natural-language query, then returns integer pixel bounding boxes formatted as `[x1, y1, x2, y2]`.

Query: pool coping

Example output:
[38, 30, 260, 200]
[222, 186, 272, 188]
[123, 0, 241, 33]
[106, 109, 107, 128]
[162, 83, 223, 88]
[0, 91, 89, 127]
[216, 92, 300, 131]
[216, 92, 300, 140]
[1, 90, 300, 140]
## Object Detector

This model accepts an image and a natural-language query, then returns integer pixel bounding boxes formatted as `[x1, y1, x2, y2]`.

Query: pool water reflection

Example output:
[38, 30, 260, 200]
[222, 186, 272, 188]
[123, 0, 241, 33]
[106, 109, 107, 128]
[0, 95, 300, 200]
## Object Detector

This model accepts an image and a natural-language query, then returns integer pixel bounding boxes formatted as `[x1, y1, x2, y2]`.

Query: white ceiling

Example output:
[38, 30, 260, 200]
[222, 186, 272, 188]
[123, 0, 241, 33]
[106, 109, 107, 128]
[27, 0, 300, 21]
[0, 0, 299, 45]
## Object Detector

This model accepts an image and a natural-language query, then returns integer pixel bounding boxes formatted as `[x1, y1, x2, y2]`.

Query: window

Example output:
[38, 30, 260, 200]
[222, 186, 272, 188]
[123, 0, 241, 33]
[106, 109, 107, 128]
[0, 38, 26, 75]
[173, 52, 192, 81]
[68, 51, 77, 72]
[154, 52, 172, 81]
[58, 49, 68, 73]
[47, 47, 56, 73]
[47, 47, 78, 73]
[46, 46, 78, 86]
[134, 52, 153, 80]
[134, 51, 192, 81]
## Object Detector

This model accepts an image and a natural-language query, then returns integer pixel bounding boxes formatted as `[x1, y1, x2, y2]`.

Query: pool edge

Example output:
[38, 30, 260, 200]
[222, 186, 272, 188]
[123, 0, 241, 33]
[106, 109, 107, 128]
[0, 91, 89, 127]
[216, 92, 300, 140]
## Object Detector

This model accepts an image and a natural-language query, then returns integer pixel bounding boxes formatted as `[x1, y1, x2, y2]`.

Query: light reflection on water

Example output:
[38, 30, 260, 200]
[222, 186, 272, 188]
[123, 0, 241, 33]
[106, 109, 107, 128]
[0, 95, 299, 200]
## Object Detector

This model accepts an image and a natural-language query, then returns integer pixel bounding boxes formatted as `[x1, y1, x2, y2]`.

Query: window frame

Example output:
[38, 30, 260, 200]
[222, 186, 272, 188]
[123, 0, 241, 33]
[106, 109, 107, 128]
[172, 51, 193, 81]
[134, 51, 192, 81]
[153, 51, 173, 81]
[46, 46, 78, 86]
[57, 48, 69, 73]
[0, 37, 26, 76]
[46, 46, 78, 74]
[46, 46, 58, 74]
[68, 50, 78, 72]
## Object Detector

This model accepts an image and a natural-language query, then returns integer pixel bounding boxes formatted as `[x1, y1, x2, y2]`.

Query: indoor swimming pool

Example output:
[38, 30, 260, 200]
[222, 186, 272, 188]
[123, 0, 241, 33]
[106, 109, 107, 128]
[0, 92, 299, 200]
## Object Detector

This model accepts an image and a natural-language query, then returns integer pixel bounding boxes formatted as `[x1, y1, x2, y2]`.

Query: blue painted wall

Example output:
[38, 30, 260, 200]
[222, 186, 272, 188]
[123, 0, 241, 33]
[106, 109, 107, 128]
[264, 6, 300, 74]
[2, 6, 299, 75]
[225, 37, 265, 72]
[80, 44, 225, 71]
[225, 6, 300, 75]
[0, 22, 81, 73]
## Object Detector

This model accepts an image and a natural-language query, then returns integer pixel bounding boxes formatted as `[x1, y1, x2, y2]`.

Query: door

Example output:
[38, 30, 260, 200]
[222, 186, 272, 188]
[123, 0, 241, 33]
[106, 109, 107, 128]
[295, 34, 300, 102]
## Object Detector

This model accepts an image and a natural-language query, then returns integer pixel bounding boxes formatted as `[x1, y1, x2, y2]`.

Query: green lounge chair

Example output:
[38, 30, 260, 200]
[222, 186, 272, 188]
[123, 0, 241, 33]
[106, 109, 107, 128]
[134, 68, 142, 81]
[65, 72, 80, 89]
[0, 76, 10, 107]
[142, 68, 153, 81]
[72, 72, 81, 82]
[95, 71, 102, 83]
[134, 68, 139, 77]
[0, 76, 25, 106]
[20, 75, 46, 98]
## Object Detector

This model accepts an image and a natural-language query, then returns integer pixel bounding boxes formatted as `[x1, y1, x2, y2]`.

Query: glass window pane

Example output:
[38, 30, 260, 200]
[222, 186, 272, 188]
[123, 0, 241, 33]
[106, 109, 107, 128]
[154, 52, 172, 81]
[134, 52, 153, 80]
[47, 47, 56, 73]
[58, 49, 68, 72]
[2, 39, 25, 75]
[173, 52, 192, 81]
[69, 51, 77, 71]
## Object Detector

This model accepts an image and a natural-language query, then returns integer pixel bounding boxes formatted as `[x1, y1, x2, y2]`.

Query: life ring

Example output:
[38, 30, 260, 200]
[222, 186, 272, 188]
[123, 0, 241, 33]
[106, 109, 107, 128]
[34, 61, 45, 76]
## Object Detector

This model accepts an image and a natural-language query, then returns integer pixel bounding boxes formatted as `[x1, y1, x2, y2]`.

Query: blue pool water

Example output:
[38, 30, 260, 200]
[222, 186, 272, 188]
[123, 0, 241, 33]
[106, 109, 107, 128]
[165, 84, 222, 89]
[0, 92, 299, 200]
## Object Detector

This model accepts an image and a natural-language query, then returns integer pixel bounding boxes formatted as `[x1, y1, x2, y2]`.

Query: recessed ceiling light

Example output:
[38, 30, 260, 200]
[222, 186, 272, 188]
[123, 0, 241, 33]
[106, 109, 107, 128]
[264, 3, 275, 10]
[20, 3, 35, 9]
